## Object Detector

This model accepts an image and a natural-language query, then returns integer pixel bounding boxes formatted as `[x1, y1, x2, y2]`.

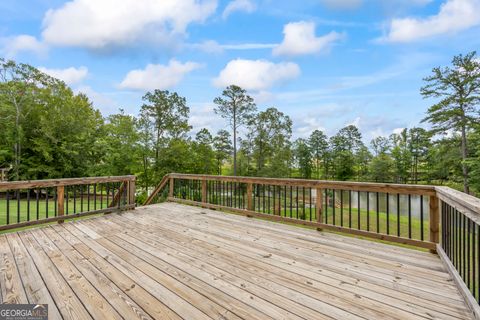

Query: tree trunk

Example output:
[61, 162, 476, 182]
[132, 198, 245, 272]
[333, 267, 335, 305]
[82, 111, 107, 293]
[233, 107, 237, 176]
[461, 123, 470, 194]
[14, 103, 20, 181]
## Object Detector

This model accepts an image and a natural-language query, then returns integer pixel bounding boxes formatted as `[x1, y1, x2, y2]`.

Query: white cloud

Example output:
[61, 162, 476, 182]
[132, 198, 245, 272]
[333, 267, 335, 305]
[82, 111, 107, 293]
[273, 21, 344, 57]
[41, 0, 217, 49]
[381, 0, 480, 42]
[213, 59, 300, 91]
[189, 103, 223, 133]
[119, 59, 201, 91]
[1, 35, 47, 58]
[38, 66, 88, 85]
[222, 0, 256, 19]
[320, 0, 363, 10]
[188, 40, 276, 53]
[75, 85, 118, 114]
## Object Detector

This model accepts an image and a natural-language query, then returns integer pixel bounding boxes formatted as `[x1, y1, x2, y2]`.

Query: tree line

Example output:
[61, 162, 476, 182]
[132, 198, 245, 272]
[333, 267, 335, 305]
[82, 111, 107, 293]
[0, 52, 479, 198]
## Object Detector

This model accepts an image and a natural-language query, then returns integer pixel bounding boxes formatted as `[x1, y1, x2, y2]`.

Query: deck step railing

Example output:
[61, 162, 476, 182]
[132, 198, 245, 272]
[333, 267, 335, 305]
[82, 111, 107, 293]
[0, 175, 136, 232]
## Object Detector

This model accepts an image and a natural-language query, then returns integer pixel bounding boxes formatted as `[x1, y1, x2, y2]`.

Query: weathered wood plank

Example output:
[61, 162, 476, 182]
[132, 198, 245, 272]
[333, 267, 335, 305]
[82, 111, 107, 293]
[5, 233, 62, 319]
[0, 235, 28, 304]
[113, 207, 470, 319]
[30, 228, 124, 320]
[18, 231, 93, 319]
[54, 224, 180, 320]
[169, 173, 437, 195]
[42, 226, 153, 320]
[109, 216, 463, 320]
[0, 175, 135, 191]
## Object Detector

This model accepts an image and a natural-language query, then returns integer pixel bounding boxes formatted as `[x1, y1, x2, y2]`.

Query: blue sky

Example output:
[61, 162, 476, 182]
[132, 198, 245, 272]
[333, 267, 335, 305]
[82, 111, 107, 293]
[1, 0, 479, 142]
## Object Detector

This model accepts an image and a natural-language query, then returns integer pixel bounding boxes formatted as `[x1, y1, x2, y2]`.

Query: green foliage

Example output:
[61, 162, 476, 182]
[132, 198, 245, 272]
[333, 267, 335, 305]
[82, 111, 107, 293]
[247, 107, 292, 177]
[308, 130, 329, 179]
[421, 51, 480, 193]
[294, 138, 313, 178]
[213, 129, 232, 175]
[214, 85, 256, 175]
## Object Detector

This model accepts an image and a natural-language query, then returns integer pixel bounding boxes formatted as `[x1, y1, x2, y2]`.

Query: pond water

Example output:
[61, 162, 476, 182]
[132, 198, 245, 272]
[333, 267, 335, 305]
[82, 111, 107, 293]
[328, 190, 430, 219]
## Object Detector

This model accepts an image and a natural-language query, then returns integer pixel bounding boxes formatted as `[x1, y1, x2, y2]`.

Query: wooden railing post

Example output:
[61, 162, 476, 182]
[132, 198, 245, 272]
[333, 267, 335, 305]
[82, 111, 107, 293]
[169, 177, 174, 198]
[57, 186, 65, 223]
[247, 183, 253, 212]
[316, 188, 323, 231]
[128, 178, 136, 209]
[429, 194, 440, 252]
[202, 179, 207, 204]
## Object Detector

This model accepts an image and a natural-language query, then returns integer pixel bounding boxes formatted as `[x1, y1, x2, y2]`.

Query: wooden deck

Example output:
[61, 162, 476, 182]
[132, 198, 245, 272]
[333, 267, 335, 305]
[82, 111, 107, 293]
[0, 202, 473, 319]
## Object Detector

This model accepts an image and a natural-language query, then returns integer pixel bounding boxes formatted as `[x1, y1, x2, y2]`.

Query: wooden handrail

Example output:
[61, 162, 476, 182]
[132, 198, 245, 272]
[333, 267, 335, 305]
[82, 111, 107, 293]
[0, 175, 135, 191]
[168, 173, 437, 196]
[143, 174, 170, 205]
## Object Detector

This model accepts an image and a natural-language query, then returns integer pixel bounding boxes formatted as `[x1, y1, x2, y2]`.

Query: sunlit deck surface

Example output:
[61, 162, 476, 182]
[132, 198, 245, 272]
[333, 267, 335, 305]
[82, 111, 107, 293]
[0, 202, 473, 319]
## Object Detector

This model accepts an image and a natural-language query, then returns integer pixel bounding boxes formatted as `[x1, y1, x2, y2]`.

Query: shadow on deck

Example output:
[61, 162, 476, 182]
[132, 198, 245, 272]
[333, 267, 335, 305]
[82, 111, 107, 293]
[0, 202, 473, 319]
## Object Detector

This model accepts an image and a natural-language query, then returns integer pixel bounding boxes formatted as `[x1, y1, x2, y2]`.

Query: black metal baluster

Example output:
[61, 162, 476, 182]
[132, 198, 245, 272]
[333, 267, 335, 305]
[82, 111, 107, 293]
[325, 189, 329, 224]
[284, 186, 287, 217]
[46, 189, 49, 218]
[420, 195, 424, 241]
[36, 188, 39, 220]
[349, 190, 352, 228]
[290, 186, 293, 218]
[54, 188, 57, 217]
[477, 224, 480, 302]
[302, 187, 305, 220]
[6, 191, 10, 225]
[468, 218, 471, 290]
[309, 188, 312, 221]
[386, 193, 390, 235]
[340, 191, 344, 227]
[100, 184, 103, 209]
[268, 185, 271, 214]
[27, 190, 30, 222]
[16, 190, 20, 223]
[397, 194, 401, 237]
[88, 184, 93, 211]
[66, 186, 69, 215]
[376, 192, 380, 233]
[366, 192, 370, 232]
[357, 191, 361, 230]
[295, 187, 298, 219]
[332, 190, 336, 225]
[463, 215, 467, 281]
[456, 209, 459, 268]
[80, 185, 84, 213]
[408, 194, 412, 239]
[94, 184, 97, 210]
[262, 185, 266, 213]
[473, 219, 476, 300]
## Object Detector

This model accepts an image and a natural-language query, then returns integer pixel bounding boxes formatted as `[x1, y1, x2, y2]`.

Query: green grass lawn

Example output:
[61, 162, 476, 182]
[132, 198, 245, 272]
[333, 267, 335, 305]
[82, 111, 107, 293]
[0, 197, 111, 227]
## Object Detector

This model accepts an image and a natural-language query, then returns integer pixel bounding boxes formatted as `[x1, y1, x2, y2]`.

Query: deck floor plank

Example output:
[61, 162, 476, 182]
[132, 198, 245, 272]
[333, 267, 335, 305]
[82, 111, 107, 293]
[5, 233, 62, 319]
[0, 234, 28, 304]
[127, 207, 465, 305]
[0, 202, 474, 319]
[107, 214, 468, 319]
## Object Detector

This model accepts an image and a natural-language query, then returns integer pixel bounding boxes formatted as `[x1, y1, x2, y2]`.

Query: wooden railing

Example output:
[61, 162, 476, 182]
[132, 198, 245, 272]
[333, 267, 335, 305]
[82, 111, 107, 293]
[436, 186, 480, 316]
[0, 175, 136, 231]
[146, 173, 439, 250]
